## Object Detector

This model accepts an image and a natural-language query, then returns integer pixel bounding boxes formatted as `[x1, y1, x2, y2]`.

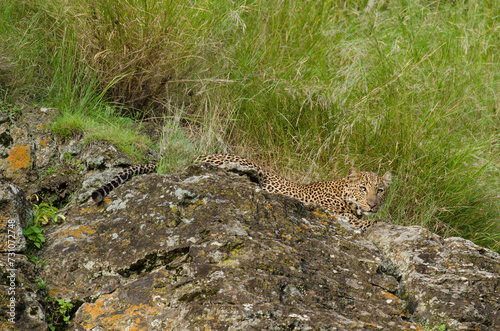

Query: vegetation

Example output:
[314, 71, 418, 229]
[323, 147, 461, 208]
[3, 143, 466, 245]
[23, 225, 46, 249]
[24, 203, 66, 250]
[25, 204, 73, 329]
[35, 277, 74, 330]
[45, 297, 74, 330]
[1, 0, 499, 251]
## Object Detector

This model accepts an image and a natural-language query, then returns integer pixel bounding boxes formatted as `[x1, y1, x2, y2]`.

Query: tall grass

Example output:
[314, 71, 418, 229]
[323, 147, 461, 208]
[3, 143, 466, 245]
[0, 0, 151, 159]
[1, 0, 498, 250]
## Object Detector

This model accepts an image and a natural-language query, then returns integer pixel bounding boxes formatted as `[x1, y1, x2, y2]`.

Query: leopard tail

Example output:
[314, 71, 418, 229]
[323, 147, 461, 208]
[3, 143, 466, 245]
[91, 164, 157, 203]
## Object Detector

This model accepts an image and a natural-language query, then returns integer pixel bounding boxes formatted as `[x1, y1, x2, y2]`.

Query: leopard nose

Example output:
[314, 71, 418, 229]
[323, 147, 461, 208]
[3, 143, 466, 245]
[368, 202, 377, 209]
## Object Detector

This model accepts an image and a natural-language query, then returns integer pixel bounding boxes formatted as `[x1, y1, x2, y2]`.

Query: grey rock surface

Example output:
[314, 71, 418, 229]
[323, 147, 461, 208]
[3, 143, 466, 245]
[366, 225, 500, 330]
[31, 165, 500, 330]
[0, 183, 31, 253]
[0, 183, 46, 330]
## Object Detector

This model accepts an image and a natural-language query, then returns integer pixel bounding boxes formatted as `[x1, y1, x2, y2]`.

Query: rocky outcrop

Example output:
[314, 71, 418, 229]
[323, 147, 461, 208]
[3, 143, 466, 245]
[0, 106, 151, 206]
[0, 107, 58, 196]
[0, 182, 31, 253]
[31, 165, 499, 330]
[366, 226, 500, 330]
[1, 106, 499, 330]
[0, 183, 47, 330]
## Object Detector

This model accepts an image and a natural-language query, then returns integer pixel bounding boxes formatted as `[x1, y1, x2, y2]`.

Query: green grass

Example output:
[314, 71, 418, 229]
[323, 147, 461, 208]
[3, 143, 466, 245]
[0, 0, 151, 160]
[158, 115, 199, 174]
[1, 0, 499, 251]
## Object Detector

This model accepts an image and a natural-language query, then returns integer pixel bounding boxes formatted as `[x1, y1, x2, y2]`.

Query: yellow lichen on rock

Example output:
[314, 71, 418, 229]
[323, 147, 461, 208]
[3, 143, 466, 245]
[7, 145, 30, 170]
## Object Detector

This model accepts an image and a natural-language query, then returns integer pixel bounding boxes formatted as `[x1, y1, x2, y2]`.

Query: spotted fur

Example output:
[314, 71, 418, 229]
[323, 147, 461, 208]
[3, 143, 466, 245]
[92, 154, 392, 230]
[196, 154, 392, 229]
[91, 164, 156, 203]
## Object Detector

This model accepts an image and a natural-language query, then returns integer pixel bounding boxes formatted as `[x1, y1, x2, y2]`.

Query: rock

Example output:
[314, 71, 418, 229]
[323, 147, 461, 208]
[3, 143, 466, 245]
[33, 165, 500, 330]
[0, 183, 32, 253]
[0, 184, 47, 330]
[0, 254, 48, 330]
[80, 144, 133, 170]
[365, 225, 500, 330]
[58, 139, 82, 162]
[0, 106, 58, 196]
[0, 105, 145, 204]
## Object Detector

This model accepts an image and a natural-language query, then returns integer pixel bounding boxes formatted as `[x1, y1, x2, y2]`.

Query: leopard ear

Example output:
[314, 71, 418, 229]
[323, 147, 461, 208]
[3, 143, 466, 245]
[347, 167, 361, 181]
[381, 171, 392, 186]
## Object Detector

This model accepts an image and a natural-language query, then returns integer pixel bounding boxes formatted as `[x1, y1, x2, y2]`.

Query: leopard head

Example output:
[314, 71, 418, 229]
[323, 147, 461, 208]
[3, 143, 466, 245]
[343, 167, 392, 217]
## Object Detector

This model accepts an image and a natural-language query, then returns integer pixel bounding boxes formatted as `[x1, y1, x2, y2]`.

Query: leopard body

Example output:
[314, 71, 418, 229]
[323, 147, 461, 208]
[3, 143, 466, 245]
[91, 154, 392, 229]
[196, 154, 392, 229]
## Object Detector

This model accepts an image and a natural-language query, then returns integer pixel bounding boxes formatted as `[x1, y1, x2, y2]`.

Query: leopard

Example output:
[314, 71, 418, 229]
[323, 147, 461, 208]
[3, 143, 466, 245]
[91, 154, 392, 229]
[196, 154, 392, 229]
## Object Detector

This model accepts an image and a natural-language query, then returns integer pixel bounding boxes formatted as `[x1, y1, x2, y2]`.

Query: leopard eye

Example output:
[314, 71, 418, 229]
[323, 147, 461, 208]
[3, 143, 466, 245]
[377, 189, 384, 194]
[360, 186, 367, 192]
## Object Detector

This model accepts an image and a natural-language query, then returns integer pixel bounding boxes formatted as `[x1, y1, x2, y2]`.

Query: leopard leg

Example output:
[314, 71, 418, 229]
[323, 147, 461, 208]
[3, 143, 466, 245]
[335, 213, 376, 230]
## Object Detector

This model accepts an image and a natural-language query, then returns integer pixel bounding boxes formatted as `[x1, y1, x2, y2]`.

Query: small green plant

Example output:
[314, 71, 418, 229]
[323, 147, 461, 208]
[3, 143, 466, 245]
[35, 276, 74, 330]
[63, 152, 74, 162]
[55, 298, 73, 325]
[23, 226, 45, 249]
[36, 277, 47, 290]
[46, 297, 74, 330]
[44, 166, 56, 176]
[24, 203, 66, 250]
[0, 100, 23, 116]
[26, 254, 40, 264]
[32, 203, 66, 226]
[415, 317, 447, 331]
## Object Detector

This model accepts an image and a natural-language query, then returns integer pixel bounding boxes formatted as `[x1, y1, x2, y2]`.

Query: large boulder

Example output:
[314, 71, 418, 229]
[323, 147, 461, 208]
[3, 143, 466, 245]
[35, 165, 500, 330]
[0, 183, 47, 330]
[0, 107, 58, 197]
[0, 105, 149, 206]
[366, 225, 500, 330]
[0, 183, 31, 253]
